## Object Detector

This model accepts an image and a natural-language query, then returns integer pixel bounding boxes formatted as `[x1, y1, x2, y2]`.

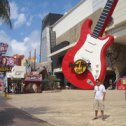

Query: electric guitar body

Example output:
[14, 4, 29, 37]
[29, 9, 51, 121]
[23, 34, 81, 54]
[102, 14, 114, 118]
[62, 19, 113, 89]
[62, 0, 118, 89]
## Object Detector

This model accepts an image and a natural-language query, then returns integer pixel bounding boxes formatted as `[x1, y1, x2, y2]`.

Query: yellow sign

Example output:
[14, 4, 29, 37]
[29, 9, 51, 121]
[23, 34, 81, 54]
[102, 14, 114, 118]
[121, 79, 126, 84]
[73, 59, 87, 74]
[0, 67, 11, 72]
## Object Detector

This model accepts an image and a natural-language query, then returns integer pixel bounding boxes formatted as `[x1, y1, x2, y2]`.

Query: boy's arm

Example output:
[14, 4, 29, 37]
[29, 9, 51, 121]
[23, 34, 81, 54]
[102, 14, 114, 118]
[94, 92, 96, 98]
[103, 92, 106, 101]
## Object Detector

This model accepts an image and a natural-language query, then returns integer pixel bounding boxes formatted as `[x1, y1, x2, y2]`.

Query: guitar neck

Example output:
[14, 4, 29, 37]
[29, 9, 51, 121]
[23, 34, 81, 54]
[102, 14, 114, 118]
[92, 0, 118, 38]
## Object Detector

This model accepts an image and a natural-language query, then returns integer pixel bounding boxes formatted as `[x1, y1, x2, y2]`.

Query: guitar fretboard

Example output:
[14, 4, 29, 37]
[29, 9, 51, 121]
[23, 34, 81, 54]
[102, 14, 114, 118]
[92, 0, 118, 38]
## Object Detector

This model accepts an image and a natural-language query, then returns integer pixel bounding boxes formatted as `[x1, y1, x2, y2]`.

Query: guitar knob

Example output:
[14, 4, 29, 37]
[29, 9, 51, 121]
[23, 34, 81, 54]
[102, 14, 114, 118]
[94, 75, 98, 79]
[96, 70, 99, 73]
[96, 64, 99, 68]
[87, 79, 94, 86]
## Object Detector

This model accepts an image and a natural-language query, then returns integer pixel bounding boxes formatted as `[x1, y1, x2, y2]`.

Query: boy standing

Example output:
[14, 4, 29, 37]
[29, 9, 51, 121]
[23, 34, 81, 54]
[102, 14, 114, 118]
[93, 79, 106, 120]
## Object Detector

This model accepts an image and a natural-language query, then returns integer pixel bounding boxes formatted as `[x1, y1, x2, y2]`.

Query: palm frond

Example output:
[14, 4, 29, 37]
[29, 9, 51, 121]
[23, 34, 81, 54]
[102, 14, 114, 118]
[0, 0, 12, 28]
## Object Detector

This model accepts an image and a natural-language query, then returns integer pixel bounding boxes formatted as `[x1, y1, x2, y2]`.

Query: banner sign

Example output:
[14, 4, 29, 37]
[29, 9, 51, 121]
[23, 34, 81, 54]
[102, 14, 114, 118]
[0, 67, 12, 72]
[0, 43, 8, 54]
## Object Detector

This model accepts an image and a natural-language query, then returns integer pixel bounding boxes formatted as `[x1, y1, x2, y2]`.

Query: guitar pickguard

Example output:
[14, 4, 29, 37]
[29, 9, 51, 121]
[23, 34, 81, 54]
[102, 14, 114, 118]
[74, 34, 110, 80]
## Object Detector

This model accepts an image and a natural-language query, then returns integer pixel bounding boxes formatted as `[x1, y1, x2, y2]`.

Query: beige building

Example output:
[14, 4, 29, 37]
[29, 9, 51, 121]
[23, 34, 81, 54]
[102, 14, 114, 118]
[47, 0, 126, 88]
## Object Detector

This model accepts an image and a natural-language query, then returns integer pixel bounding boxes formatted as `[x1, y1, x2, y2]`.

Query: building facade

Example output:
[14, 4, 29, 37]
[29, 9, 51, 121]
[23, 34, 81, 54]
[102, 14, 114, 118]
[45, 0, 126, 88]
[40, 13, 63, 72]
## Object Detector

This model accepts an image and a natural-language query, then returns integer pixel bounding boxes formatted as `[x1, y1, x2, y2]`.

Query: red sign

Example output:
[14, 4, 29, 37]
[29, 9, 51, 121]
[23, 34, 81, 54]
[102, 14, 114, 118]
[116, 78, 126, 90]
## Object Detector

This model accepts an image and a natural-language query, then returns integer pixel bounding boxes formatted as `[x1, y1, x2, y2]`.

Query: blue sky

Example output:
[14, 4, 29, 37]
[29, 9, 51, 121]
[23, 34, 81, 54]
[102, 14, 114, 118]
[0, 0, 81, 59]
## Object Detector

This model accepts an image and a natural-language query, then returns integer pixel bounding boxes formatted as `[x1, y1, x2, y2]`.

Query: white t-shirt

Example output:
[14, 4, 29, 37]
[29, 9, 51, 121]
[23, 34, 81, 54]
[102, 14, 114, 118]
[94, 84, 106, 100]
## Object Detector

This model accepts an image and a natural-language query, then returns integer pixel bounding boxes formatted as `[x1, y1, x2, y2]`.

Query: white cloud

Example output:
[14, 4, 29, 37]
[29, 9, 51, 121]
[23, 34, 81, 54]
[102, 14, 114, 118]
[10, 1, 27, 29]
[24, 37, 30, 42]
[0, 30, 40, 58]
[10, 30, 40, 57]
[14, 13, 26, 28]
[11, 39, 26, 53]
[26, 16, 33, 27]
[10, 2, 18, 19]
[23, 30, 40, 53]
[0, 30, 13, 56]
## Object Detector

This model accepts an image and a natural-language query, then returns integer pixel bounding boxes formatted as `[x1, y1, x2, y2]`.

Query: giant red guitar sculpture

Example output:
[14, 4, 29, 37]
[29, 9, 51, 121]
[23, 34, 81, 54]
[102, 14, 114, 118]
[62, 0, 118, 89]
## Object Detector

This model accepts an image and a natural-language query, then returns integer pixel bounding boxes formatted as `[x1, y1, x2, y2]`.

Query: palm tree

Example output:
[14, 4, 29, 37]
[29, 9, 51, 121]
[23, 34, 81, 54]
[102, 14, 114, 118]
[0, 0, 12, 28]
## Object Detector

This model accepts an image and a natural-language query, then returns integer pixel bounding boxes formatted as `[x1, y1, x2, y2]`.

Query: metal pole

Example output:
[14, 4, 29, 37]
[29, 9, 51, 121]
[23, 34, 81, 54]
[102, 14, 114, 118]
[34, 49, 36, 71]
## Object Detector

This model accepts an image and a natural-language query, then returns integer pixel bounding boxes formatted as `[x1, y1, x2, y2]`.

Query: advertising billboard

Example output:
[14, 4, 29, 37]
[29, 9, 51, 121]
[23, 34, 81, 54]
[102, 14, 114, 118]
[0, 56, 16, 72]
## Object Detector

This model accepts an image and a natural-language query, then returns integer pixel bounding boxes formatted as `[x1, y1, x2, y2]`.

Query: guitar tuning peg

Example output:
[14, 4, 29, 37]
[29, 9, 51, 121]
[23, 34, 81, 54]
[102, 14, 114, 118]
[87, 62, 91, 67]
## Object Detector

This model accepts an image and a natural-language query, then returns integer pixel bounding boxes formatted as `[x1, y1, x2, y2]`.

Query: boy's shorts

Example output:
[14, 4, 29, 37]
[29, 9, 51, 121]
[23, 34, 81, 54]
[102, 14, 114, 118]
[94, 99, 105, 110]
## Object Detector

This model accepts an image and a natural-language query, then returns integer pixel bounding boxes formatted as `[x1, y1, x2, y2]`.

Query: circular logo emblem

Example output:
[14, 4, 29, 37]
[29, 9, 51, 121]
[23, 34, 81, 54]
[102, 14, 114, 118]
[73, 59, 87, 74]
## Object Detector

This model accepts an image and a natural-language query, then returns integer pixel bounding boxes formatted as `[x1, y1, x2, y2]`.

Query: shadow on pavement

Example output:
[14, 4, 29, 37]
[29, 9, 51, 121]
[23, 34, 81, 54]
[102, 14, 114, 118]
[22, 106, 61, 115]
[22, 106, 50, 114]
[103, 115, 110, 120]
[0, 97, 54, 126]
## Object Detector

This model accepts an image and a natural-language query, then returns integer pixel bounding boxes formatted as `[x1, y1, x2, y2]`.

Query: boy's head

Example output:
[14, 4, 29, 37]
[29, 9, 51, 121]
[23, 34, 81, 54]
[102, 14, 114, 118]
[96, 79, 101, 85]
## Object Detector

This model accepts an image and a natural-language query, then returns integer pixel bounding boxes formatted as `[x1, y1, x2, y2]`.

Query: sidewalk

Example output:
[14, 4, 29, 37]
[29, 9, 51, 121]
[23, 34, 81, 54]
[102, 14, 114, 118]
[0, 96, 53, 126]
[5, 90, 126, 126]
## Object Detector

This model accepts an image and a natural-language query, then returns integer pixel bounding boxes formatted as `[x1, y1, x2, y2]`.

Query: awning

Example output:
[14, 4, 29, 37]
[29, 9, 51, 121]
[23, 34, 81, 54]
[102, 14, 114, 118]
[24, 74, 42, 83]
[48, 43, 76, 57]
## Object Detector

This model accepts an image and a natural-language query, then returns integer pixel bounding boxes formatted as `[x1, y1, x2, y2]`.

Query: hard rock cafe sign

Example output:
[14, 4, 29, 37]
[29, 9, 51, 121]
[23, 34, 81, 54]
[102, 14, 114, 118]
[73, 59, 88, 74]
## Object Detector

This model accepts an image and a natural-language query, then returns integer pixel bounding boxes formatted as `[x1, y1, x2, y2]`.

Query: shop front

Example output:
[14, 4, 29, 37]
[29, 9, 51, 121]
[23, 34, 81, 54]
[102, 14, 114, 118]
[24, 73, 42, 93]
[6, 66, 26, 93]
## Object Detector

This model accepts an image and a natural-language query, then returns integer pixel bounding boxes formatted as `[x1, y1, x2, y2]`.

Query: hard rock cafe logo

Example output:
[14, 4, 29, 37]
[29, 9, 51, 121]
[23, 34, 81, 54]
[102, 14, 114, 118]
[72, 59, 88, 74]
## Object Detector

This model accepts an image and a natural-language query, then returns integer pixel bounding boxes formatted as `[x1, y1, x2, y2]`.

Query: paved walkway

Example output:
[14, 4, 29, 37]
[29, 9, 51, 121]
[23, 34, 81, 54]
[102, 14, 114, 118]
[3, 90, 126, 126]
[0, 96, 53, 126]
